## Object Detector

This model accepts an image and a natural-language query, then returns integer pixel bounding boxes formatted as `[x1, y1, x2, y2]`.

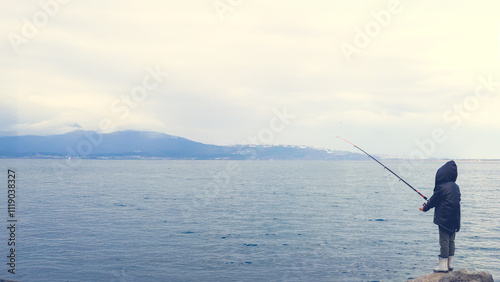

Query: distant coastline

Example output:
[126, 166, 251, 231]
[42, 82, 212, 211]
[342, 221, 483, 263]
[2, 156, 499, 162]
[1, 130, 498, 161]
[0, 130, 367, 161]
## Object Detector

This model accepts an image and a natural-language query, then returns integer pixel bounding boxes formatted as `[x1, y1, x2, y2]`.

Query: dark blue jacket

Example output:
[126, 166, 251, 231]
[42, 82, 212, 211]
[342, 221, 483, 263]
[422, 160, 461, 232]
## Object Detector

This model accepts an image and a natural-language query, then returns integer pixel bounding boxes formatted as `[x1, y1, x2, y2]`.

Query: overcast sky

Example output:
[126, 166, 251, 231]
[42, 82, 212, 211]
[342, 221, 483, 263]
[2, 0, 500, 159]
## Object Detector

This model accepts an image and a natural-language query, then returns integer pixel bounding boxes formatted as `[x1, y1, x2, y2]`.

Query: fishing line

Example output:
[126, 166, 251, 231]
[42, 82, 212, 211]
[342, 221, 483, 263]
[337, 136, 428, 201]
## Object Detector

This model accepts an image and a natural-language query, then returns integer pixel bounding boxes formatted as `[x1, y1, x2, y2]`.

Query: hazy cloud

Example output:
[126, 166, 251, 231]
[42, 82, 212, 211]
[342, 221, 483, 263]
[2, 0, 500, 158]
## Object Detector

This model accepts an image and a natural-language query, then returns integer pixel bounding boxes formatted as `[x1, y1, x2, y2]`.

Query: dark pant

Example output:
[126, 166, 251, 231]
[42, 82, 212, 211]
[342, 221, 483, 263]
[439, 225, 456, 258]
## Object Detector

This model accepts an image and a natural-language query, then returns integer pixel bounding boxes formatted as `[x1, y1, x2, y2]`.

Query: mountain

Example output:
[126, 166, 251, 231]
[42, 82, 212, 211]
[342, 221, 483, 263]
[0, 130, 369, 160]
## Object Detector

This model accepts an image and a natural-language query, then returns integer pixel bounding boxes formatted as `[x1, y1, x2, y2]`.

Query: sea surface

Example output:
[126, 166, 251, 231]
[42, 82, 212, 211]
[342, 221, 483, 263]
[0, 159, 498, 281]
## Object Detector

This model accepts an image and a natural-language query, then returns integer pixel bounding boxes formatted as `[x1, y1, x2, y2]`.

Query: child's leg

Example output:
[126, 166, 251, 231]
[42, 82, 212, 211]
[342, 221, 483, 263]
[439, 226, 450, 258]
[449, 231, 456, 256]
[435, 226, 451, 272]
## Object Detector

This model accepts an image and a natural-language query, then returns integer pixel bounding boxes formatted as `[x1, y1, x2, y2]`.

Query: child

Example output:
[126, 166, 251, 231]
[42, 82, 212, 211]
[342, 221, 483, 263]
[419, 160, 461, 272]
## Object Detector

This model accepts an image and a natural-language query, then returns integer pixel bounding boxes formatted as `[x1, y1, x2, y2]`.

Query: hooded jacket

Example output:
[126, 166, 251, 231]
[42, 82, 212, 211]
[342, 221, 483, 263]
[422, 160, 461, 232]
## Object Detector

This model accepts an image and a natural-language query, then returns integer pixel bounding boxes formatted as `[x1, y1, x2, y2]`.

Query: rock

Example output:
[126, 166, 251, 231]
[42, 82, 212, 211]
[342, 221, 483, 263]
[439, 269, 494, 282]
[408, 269, 494, 282]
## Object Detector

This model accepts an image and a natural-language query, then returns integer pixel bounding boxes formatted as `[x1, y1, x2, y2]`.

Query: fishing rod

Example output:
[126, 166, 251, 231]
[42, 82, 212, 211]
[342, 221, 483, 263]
[337, 136, 428, 201]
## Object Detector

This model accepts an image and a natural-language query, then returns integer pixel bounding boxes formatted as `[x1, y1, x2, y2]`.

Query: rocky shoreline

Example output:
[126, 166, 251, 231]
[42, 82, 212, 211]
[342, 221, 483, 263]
[408, 268, 494, 282]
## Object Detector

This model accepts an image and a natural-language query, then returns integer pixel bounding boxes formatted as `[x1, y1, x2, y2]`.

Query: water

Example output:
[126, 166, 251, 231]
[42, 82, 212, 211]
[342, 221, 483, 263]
[0, 159, 498, 281]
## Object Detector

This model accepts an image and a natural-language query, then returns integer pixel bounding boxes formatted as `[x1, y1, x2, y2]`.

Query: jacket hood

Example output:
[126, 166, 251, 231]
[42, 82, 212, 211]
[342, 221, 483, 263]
[435, 160, 458, 186]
